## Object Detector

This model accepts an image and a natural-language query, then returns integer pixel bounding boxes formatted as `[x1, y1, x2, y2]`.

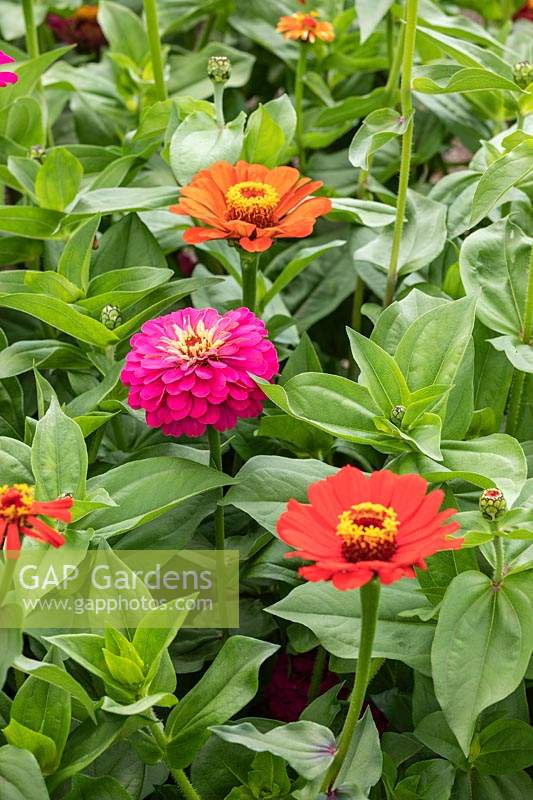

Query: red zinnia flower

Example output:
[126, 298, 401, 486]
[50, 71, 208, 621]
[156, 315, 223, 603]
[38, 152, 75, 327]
[171, 160, 331, 253]
[0, 484, 72, 558]
[277, 466, 460, 590]
[0, 51, 18, 87]
[47, 5, 107, 53]
[514, 0, 533, 19]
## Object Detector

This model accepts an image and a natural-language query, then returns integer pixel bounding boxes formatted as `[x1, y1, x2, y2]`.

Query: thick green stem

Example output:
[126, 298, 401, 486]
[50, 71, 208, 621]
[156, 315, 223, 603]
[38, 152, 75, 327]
[213, 82, 225, 128]
[506, 244, 533, 436]
[383, 0, 419, 307]
[207, 426, 225, 553]
[294, 45, 308, 170]
[241, 252, 260, 313]
[22, 0, 40, 59]
[150, 717, 202, 800]
[321, 579, 381, 792]
[493, 533, 505, 584]
[144, 0, 167, 102]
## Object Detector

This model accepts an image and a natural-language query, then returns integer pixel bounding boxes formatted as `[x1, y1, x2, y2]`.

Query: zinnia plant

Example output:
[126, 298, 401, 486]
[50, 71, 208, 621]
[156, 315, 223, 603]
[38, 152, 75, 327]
[47, 5, 107, 53]
[278, 466, 460, 791]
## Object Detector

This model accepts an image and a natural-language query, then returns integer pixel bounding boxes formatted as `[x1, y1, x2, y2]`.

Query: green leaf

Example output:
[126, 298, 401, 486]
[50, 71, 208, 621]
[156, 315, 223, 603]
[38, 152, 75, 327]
[460, 219, 531, 338]
[71, 186, 178, 215]
[2, 718, 57, 776]
[32, 396, 87, 501]
[211, 721, 336, 781]
[0, 745, 50, 800]
[0, 340, 90, 378]
[335, 708, 382, 792]
[347, 328, 410, 413]
[260, 240, 345, 311]
[432, 571, 533, 755]
[101, 692, 177, 716]
[413, 65, 521, 95]
[470, 140, 533, 226]
[355, 0, 395, 42]
[92, 213, 167, 274]
[0, 206, 63, 238]
[98, 0, 149, 63]
[268, 580, 435, 673]
[474, 719, 533, 774]
[224, 456, 335, 534]
[170, 112, 246, 185]
[84, 456, 234, 537]
[349, 108, 411, 170]
[242, 95, 296, 168]
[58, 216, 100, 292]
[166, 636, 278, 769]
[414, 711, 467, 768]
[12, 654, 96, 722]
[64, 774, 133, 800]
[0, 437, 32, 484]
[34, 148, 83, 212]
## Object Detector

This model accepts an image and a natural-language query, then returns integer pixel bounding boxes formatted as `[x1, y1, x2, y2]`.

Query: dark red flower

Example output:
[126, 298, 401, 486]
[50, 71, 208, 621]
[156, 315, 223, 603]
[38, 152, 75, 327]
[514, 1, 533, 20]
[265, 650, 337, 722]
[47, 5, 107, 53]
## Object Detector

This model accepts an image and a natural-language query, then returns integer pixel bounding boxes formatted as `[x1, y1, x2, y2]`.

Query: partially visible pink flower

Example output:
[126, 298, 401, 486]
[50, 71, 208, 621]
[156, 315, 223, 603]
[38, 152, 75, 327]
[0, 51, 18, 87]
[121, 307, 279, 438]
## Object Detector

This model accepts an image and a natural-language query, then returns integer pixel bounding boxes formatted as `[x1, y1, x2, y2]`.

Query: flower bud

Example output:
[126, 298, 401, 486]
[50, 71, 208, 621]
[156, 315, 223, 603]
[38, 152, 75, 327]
[390, 405, 406, 425]
[29, 144, 46, 162]
[479, 488, 507, 521]
[513, 61, 533, 90]
[207, 55, 231, 84]
[100, 304, 122, 330]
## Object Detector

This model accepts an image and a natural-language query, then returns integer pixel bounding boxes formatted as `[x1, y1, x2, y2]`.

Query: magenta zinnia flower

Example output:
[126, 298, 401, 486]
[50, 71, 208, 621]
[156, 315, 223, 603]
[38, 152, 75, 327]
[0, 52, 18, 87]
[121, 307, 279, 438]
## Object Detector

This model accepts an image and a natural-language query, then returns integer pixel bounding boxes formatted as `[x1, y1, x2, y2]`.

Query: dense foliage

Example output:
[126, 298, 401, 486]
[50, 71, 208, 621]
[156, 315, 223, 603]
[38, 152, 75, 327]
[0, 0, 533, 798]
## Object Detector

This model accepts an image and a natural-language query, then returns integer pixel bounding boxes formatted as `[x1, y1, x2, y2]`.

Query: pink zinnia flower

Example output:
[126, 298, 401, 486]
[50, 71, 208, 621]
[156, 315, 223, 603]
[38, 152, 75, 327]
[0, 51, 18, 87]
[121, 307, 279, 438]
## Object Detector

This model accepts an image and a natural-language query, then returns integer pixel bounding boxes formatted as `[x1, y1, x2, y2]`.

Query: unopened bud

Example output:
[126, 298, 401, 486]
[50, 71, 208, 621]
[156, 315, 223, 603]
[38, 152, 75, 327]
[390, 405, 406, 424]
[207, 55, 231, 84]
[514, 61, 533, 90]
[479, 488, 507, 521]
[100, 304, 122, 330]
[29, 144, 46, 162]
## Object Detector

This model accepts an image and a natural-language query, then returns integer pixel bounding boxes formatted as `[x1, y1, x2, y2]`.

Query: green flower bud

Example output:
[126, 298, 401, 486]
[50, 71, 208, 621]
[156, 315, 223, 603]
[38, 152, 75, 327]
[29, 144, 46, 162]
[207, 55, 231, 84]
[390, 404, 406, 424]
[100, 304, 122, 330]
[479, 488, 507, 521]
[513, 61, 533, 90]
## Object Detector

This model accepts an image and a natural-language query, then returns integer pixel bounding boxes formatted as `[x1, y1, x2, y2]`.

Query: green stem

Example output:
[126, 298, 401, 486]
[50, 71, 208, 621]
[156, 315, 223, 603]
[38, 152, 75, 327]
[321, 579, 381, 792]
[308, 646, 327, 702]
[0, 556, 16, 608]
[384, 25, 404, 101]
[348, 275, 365, 380]
[150, 718, 202, 800]
[294, 45, 308, 170]
[207, 426, 225, 553]
[144, 0, 167, 102]
[505, 244, 533, 436]
[383, 0, 419, 307]
[493, 534, 505, 584]
[241, 252, 260, 313]
[213, 82, 225, 128]
[22, 0, 40, 59]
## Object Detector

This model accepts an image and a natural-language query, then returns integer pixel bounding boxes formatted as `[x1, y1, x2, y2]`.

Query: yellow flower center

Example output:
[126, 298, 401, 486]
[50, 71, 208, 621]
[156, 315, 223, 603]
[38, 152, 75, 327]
[225, 181, 280, 228]
[336, 502, 398, 563]
[160, 319, 227, 362]
[0, 484, 34, 521]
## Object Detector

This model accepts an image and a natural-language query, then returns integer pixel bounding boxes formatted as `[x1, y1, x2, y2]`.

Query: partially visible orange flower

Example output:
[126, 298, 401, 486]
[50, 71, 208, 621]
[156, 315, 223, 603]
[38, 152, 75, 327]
[171, 160, 332, 253]
[0, 484, 72, 558]
[277, 467, 461, 590]
[277, 11, 335, 43]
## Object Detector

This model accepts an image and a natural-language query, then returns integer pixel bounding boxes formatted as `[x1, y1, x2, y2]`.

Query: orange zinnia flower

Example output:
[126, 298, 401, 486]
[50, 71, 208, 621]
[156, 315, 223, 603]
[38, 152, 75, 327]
[276, 11, 335, 43]
[0, 484, 73, 558]
[277, 466, 461, 590]
[171, 160, 332, 253]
